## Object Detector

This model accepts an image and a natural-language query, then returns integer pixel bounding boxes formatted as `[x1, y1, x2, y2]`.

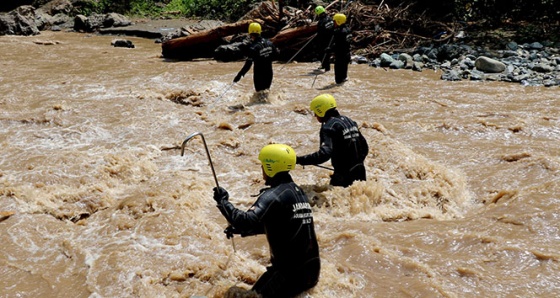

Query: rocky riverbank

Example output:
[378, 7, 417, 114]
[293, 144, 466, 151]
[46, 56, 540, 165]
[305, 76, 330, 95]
[2, 1, 558, 87]
[365, 41, 560, 87]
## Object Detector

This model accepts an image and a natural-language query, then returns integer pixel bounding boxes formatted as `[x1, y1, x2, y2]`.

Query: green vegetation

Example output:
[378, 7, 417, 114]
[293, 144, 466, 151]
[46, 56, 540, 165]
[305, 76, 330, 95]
[78, 0, 260, 21]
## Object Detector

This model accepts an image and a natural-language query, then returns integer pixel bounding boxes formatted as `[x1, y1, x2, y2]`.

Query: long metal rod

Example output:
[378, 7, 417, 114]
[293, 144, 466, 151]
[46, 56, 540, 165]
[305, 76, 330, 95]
[313, 164, 334, 171]
[280, 33, 317, 70]
[181, 132, 219, 188]
[312, 36, 335, 88]
[214, 82, 235, 104]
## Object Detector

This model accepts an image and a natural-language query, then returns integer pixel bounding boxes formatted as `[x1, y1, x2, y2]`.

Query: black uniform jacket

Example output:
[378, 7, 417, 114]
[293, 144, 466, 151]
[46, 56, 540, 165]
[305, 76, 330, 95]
[317, 14, 334, 47]
[217, 173, 320, 271]
[237, 36, 277, 91]
[297, 110, 368, 179]
[332, 24, 352, 59]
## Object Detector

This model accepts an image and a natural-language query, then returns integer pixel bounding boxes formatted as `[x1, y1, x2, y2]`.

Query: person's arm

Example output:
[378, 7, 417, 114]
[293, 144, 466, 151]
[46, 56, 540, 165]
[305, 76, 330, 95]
[214, 187, 270, 236]
[297, 128, 334, 165]
[234, 58, 253, 82]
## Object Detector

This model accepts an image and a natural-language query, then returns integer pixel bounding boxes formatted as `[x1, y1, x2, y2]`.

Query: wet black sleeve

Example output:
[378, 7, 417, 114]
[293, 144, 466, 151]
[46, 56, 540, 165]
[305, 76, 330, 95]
[216, 190, 281, 236]
[297, 126, 334, 165]
[237, 58, 253, 78]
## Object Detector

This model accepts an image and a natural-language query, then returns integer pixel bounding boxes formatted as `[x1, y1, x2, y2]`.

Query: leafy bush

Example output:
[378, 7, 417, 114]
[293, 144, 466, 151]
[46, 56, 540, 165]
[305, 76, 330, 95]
[183, 0, 261, 21]
[75, 0, 258, 20]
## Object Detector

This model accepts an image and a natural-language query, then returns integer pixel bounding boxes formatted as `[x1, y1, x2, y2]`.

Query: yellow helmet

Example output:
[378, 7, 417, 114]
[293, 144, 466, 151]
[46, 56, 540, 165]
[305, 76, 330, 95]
[258, 144, 296, 178]
[315, 5, 325, 15]
[248, 22, 262, 35]
[333, 13, 347, 26]
[310, 93, 337, 117]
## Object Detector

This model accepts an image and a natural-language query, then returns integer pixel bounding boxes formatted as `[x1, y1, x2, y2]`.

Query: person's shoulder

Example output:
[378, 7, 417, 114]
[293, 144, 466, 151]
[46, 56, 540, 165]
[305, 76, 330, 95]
[322, 117, 340, 128]
[340, 114, 357, 123]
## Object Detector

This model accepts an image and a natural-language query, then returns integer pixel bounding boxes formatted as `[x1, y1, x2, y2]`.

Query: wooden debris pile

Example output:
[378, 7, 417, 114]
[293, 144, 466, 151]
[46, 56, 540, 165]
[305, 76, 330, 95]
[161, 0, 462, 61]
[346, 1, 460, 57]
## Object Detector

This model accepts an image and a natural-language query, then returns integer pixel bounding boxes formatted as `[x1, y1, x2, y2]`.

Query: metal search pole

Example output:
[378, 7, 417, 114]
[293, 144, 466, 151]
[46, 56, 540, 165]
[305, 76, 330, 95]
[181, 132, 219, 189]
[214, 82, 235, 104]
[302, 164, 335, 171]
[312, 36, 334, 88]
[313, 164, 334, 171]
[280, 33, 317, 70]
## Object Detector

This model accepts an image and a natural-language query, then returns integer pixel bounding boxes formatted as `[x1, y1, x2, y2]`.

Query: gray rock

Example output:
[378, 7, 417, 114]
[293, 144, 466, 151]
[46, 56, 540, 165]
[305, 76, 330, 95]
[532, 63, 554, 73]
[475, 56, 506, 73]
[389, 60, 405, 69]
[441, 61, 452, 69]
[111, 39, 135, 48]
[104, 13, 131, 28]
[506, 64, 516, 75]
[380, 53, 394, 67]
[470, 69, 485, 80]
[441, 70, 461, 81]
[506, 41, 518, 51]
[352, 55, 369, 64]
[412, 62, 423, 72]
[0, 5, 39, 36]
[398, 53, 413, 69]
[512, 74, 531, 82]
[527, 42, 544, 50]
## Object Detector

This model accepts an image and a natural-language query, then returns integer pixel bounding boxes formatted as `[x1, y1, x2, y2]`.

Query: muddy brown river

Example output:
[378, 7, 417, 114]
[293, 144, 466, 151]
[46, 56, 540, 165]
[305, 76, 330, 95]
[1, 31, 559, 297]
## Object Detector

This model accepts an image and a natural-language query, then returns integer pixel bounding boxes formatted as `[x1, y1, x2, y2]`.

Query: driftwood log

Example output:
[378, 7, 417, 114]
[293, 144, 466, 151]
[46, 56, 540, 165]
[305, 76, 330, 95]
[162, 20, 256, 60]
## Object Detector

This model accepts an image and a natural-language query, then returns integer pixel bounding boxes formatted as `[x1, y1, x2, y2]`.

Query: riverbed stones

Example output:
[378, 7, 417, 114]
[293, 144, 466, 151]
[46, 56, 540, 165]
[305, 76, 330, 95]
[372, 41, 560, 87]
[475, 56, 506, 73]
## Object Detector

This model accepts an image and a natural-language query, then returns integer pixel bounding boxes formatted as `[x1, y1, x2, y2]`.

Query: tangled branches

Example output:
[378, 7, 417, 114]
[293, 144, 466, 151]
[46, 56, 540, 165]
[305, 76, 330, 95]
[344, 1, 461, 57]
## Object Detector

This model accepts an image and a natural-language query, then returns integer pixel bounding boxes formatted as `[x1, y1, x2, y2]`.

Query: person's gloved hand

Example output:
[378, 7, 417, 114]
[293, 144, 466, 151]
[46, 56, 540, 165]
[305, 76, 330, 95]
[233, 73, 242, 83]
[223, 225, 238, 239]
[213, 187, 229, 205]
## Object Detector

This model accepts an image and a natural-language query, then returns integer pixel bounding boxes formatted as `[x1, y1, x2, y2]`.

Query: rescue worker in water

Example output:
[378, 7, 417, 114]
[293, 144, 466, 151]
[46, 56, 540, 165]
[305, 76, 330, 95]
[213, 144, 321, 297]
[296, 93, 369, 187]
[314, 5, 334, 71]
[233, 22, 278, 92]
[323, 13, 352, 84]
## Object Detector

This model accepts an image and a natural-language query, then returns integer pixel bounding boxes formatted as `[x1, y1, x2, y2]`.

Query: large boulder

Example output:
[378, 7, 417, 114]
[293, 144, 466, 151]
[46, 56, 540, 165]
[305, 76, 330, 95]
[74, 13, 131, 32]
[214, 41, 247, 62]
[475, 56, 506, 73]
[0, 5, 40, 35]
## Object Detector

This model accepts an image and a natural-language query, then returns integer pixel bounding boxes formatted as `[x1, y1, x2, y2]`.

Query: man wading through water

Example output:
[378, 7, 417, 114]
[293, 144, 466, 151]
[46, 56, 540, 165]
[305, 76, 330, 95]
[213, 144, 321, 297]
[323, 13, 352, 84]
[233, 22, 278, 96]
[314, 5, 334, 71]
[297, 93, 369, 187]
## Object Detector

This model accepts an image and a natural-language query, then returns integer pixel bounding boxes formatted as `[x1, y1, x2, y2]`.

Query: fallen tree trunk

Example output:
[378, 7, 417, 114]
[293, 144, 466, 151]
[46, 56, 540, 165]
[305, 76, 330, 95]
[270, 23, 317, 45]
[162, 19, 257, 60]
[271, 24, 318, 61]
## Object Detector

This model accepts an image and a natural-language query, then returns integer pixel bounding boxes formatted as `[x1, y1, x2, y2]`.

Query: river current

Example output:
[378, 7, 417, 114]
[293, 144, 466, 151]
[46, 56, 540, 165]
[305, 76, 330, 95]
[1, 31, 559, 297]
